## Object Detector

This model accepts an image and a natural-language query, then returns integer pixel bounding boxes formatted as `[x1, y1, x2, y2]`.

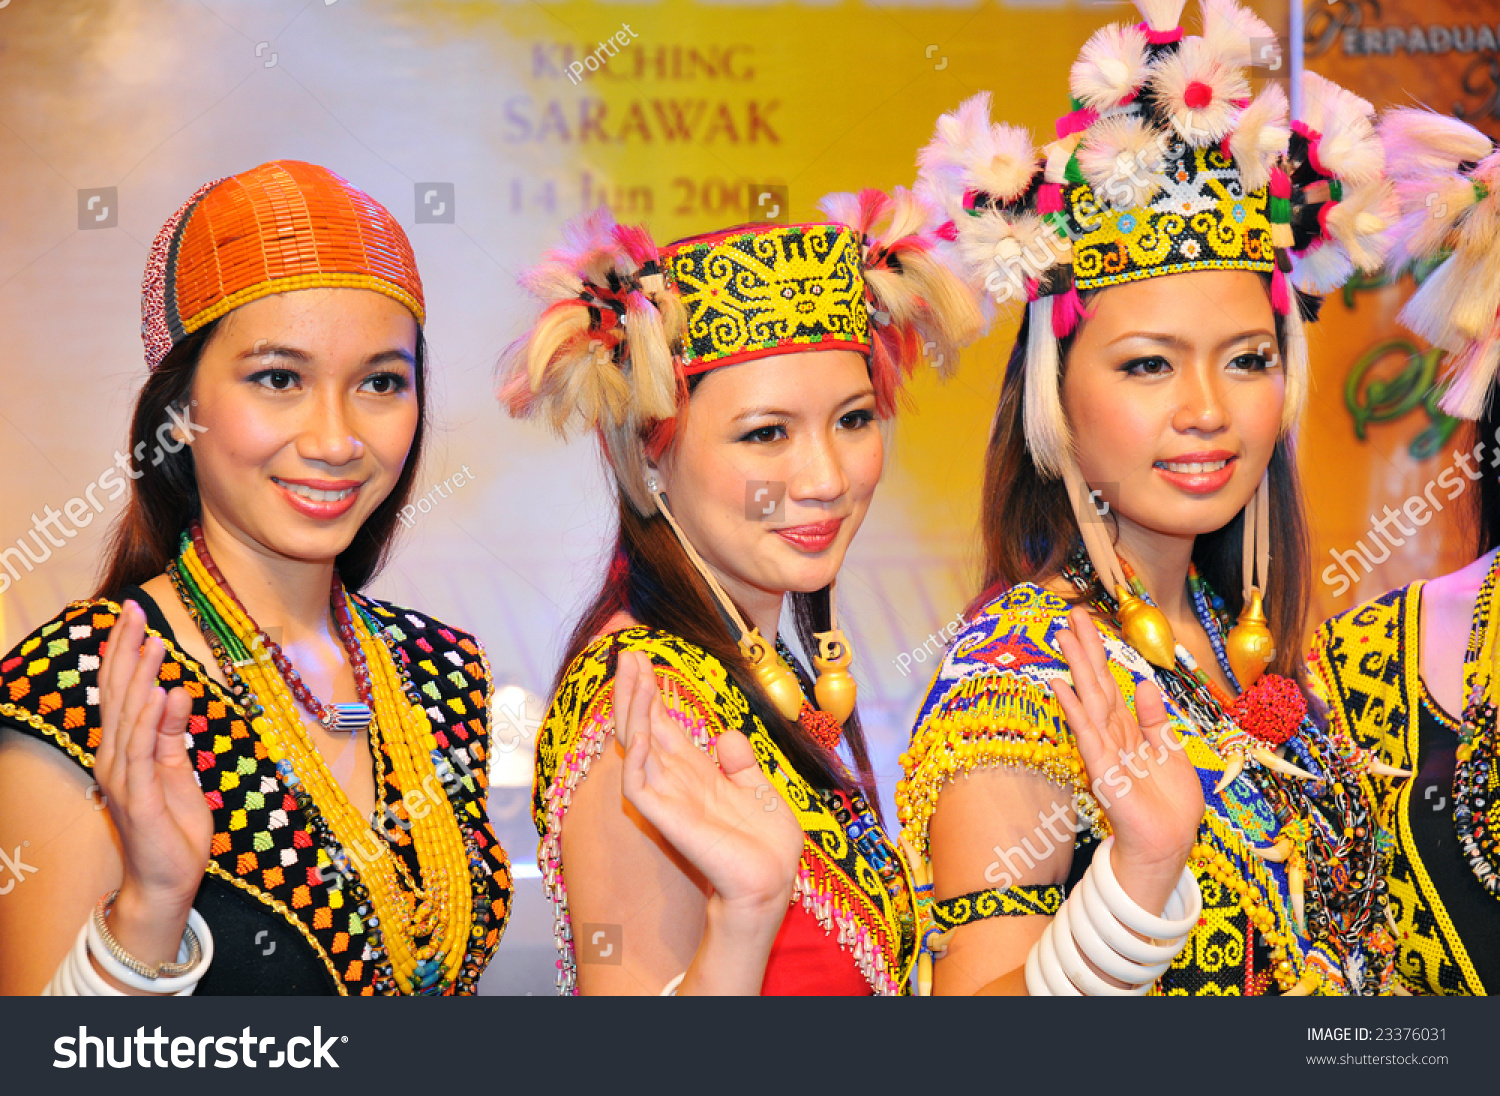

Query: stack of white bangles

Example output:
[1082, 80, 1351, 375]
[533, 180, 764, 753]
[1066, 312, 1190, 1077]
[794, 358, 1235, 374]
[44, 891, 215, 996]
[1025, 836, 1201, 996]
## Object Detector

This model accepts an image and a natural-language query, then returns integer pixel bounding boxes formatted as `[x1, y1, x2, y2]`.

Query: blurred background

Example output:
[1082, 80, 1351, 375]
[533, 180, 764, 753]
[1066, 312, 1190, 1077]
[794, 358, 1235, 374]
[1, 0, 1495, 993]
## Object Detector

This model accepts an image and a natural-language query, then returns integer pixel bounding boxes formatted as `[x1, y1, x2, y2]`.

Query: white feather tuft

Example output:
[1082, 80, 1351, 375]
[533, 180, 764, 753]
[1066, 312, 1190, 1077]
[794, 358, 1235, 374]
[1070, 23, 1150, 111]
[1150, 36, 1250, 146]
[1228, 83, 1289, 193]
[1023, 297, 1072, 477]
[1323, 180, 1395, 272]
[1078, 115, 1168, 209]
[918, 93, 1039, 208]
[1290, 241, 1354, 295]
[1299, 72, 1382, 185]
[1200, 0, 1274, 67]
[1133, 0, 1187, 33]
[1379, 108, 1494, 180]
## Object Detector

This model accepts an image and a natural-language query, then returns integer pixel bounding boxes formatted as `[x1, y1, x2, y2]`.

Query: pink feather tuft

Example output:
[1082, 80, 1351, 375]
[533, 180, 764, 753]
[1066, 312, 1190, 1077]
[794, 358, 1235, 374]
[1056, 106, 1099, 139]
[1037, 183, 1064, 215]
[1269, 167, 1291, 199]
[936, 220, 958, 241]
[1270, 264, 1290, 314]
[1051, 286, 1089, 336]
[611, 223, 659, 268]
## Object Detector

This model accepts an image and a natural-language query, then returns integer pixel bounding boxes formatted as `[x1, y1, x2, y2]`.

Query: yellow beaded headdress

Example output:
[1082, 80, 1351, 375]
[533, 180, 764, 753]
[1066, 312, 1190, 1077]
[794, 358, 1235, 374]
[142, 160, 425, 370]
[918, 0, 1392, 478]
[499, 190, 982, 514]
[663, 223, 870, 373]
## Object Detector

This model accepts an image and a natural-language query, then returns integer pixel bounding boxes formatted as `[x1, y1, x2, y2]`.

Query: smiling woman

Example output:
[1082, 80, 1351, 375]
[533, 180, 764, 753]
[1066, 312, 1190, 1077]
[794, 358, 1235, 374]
[500, 195, 980, 994]
[0, 161, 512, 997]
[899, 0, 1407, 998]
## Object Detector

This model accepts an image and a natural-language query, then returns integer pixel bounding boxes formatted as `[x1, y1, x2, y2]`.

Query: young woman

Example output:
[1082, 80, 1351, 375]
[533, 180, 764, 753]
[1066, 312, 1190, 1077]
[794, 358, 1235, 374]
[898, 0, 1403, 995]
[1308, 109, 1500, 995]
[0, 161, 512, 996]
[502, 196, 981, 994]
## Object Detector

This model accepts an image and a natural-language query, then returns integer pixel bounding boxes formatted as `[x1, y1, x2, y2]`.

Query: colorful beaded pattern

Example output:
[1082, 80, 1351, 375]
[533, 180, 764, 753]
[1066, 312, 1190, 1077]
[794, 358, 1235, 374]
[533, 626, 916, 995]
[1064, 144, 1275, 292]
[931, 885, 1065, 929]
[1309, 581, 1490, 995]
[0, 595, 511, 994]
[900, 581, 1390, 995]
[663, 223, 870, 372]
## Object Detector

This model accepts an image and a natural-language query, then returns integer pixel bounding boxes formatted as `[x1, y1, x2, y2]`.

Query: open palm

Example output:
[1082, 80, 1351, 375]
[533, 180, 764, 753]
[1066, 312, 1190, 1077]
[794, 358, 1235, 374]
[612, 650, 803, 918]
[1049, 608, 1203, 877]
[95, 601, 214, 905]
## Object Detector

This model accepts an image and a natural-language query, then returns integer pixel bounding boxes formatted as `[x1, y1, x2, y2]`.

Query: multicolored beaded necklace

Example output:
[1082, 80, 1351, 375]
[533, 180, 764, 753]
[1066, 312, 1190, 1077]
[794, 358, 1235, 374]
[167, 522, 473, 994]
[1455, 551, 1500, 899]
[1061, 547, 1389, 981]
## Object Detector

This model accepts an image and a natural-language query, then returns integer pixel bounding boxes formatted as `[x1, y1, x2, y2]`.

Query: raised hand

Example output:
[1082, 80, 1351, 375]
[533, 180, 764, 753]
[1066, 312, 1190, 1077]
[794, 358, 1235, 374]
[95, 600, 214, 913]
[612, 650, 803, 922]
[1049, 607, 1204, 913]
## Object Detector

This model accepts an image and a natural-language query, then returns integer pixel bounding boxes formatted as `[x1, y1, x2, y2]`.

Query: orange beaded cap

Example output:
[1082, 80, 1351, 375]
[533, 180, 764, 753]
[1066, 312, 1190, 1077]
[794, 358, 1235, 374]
[142, 161, 424, 369]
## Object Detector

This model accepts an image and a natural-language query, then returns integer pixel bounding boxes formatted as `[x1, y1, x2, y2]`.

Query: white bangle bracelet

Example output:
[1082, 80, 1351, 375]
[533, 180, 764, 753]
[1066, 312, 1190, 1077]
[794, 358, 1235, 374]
[1090, 836, 1202, 940]
[660, 971, 686, 996]
[44, 922, 126, 996]
[1065, 883, 1173, 987]
[1077, 868, 1184, 968]
[1026, 921, 1082, 996]
[1049, 899, 1141, 995]
[84, 906, 214, 995]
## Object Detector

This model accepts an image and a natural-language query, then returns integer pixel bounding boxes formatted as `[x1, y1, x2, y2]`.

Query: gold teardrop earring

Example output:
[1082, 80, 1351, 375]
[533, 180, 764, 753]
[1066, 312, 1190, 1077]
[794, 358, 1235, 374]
[1064, 462, 1177, 667]
[648, 477, 805, 721]
[812, 583, 857, 724]
[1227, 474, 1276, 687]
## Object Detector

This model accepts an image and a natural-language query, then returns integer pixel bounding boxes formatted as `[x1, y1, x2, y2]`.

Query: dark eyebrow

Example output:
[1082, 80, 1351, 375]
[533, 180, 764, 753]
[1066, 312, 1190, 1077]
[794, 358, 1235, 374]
[730, 386, 876, 424]
[1105, 329, 1277, 353]
[366, 349, 417, 368]
[238, 343, 311, 364]
[236, 345, 416, 367]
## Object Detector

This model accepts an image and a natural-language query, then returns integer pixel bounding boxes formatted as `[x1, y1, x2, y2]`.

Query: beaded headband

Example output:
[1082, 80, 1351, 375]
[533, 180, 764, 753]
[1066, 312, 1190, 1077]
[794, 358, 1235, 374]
[663, 223, 870, 373]
[141, 161, 425, 370]
[917, 0, 1393, 475]
[499, 189, 982, 514]
[1377, 109, 1500, 420]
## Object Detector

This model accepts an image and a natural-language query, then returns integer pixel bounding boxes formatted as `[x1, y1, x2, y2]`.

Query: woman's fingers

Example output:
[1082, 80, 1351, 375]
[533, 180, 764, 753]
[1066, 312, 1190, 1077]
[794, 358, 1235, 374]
[714, 728, 759, 779]
[122, 637, 168, 766]
[1055, 621, 1112, 734]
[98, 601, 144, 777]
[155, 687, 195, 770]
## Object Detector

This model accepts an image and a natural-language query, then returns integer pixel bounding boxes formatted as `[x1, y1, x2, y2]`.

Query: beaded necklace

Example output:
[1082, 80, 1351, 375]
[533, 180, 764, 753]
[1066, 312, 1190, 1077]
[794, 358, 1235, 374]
[1455, 551, 1500, 900]
[1061, 548, 1388, 980]
[168, 523, 473, 994]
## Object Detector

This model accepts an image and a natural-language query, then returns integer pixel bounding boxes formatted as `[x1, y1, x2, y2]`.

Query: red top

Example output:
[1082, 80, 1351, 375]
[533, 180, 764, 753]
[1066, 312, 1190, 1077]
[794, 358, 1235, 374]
[759, 902, 871, 996]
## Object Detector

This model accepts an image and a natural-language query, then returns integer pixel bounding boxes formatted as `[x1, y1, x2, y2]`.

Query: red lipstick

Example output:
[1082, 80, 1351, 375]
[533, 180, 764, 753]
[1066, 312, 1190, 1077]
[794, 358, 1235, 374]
[773, 518, 844, 553]
[1152, 451, 1237, 495]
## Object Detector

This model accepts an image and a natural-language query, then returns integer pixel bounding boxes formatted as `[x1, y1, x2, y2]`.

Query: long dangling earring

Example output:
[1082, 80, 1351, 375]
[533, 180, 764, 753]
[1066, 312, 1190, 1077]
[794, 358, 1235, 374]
[812, 584, 857, 725]
[1063, 461, 1177, 668]
[648, 479, 805, 721]
[1227, 474, 1275, 687]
